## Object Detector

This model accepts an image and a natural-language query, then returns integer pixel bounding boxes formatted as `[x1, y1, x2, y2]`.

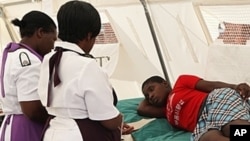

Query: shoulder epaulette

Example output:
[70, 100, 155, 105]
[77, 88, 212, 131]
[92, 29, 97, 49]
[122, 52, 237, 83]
[19, 52, 31, 67]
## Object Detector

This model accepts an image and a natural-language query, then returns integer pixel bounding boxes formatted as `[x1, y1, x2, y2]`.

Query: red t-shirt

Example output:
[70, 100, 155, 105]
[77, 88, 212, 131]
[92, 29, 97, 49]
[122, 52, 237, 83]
[166, 75, 207, 132]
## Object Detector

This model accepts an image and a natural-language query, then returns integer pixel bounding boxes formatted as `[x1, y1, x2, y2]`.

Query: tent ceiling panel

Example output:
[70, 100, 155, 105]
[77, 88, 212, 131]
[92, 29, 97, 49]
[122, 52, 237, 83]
[1, 0, 250, 7]
[0, 0, 33, 7]
[0, 0, 250, 85]
[0, 17, 12, 51]
[2, 2, 41, 19]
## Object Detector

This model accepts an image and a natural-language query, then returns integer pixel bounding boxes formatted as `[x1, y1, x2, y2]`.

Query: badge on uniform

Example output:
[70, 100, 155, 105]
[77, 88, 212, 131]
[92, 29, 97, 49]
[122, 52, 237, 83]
[19, 52, 31, 67]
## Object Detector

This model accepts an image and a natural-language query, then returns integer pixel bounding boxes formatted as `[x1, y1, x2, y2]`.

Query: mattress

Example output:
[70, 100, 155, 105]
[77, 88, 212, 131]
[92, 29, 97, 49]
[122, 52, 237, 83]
[117, 98, 191, 141]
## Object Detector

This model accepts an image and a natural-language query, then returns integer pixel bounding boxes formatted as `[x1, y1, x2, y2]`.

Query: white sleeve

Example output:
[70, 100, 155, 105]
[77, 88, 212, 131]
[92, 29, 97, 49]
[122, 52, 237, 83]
[79, 61, 120, 120]
[15, 52, 41, 102]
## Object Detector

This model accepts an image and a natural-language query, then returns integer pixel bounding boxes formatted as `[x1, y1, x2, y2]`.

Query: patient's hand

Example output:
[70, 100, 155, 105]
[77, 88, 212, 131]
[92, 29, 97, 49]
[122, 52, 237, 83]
[122, 123, 134, 135]
[235, 83, 250, 100]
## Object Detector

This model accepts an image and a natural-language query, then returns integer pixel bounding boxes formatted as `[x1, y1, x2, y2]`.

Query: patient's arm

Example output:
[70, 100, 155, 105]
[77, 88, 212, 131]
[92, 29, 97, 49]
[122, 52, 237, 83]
[137, 99, 165, 118]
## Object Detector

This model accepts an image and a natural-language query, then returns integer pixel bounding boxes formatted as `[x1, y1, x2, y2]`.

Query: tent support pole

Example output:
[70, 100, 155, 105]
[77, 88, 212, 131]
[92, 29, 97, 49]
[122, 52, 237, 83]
[140, 0, 171, 84]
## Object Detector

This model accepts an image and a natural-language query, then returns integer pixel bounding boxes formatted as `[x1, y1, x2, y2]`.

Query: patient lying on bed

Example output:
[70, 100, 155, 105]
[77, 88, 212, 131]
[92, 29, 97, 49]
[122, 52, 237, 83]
[137, 74, 250, 141]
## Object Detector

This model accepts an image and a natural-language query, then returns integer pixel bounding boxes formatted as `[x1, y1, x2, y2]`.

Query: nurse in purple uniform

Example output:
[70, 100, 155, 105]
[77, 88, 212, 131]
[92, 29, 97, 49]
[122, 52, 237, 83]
[0, 11, 57, 141]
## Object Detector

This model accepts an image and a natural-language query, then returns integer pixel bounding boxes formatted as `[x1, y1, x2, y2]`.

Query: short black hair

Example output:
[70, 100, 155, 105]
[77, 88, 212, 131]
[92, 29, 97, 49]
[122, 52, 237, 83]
[142, 76, 165, 91]
[57, 0, 101, 44]
[11, 10, 56, 38]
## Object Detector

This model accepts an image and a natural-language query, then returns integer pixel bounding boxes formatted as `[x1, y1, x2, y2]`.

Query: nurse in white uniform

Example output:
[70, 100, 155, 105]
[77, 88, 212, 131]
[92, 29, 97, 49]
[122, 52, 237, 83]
[38, 1, 123, 141]
[0, 11, 57, 141]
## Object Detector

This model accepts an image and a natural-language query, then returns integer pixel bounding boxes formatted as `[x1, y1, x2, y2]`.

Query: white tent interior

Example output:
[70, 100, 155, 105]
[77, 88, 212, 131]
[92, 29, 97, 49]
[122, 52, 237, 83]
[0, 0, 250, 100]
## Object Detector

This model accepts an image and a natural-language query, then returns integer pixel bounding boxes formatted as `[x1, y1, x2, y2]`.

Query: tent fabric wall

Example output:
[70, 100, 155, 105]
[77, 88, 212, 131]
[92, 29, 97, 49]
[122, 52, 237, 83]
[148, 1, 209, 84]
[104, 6, 163, 83]
[205, 43, 250, 84]
[0, 18, 12, 52]
[1, 0, 250, 99]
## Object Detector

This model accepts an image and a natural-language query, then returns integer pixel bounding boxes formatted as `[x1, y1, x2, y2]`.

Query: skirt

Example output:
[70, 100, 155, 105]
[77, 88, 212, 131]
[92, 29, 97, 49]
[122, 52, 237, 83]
[0, 114, 44, 141]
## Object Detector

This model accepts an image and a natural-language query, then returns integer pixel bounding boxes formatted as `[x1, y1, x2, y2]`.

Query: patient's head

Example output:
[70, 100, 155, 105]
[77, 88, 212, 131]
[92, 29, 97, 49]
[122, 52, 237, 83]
[142, 76, 172, 107]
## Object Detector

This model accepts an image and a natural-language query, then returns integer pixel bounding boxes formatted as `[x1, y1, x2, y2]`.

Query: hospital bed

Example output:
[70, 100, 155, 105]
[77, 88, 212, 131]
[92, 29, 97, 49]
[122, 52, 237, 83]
[115, 40, 250, 141]
[117, 98, 191, 141]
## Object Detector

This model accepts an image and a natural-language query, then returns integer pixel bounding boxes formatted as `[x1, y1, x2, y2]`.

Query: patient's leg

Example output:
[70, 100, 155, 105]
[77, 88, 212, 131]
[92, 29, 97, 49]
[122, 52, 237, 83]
[199, 129, 229, 141]
[221, 119, 250, 137]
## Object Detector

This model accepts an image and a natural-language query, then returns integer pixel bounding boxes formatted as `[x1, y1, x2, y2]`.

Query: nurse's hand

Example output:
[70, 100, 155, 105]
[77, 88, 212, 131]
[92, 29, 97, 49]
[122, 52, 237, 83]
[122, 123, 134, 135]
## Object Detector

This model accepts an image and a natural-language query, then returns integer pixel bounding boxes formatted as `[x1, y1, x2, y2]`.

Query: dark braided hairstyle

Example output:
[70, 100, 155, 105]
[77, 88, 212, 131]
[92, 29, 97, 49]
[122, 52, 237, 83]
[11, 10, 56, 38]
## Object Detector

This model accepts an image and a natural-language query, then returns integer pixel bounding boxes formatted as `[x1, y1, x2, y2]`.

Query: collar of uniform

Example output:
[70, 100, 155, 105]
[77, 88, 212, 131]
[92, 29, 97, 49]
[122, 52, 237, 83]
[54, 41, 85, 54]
